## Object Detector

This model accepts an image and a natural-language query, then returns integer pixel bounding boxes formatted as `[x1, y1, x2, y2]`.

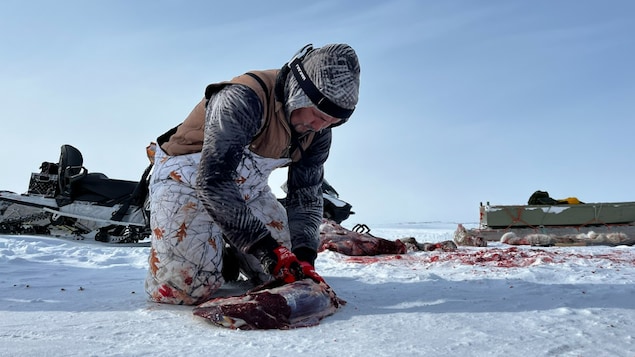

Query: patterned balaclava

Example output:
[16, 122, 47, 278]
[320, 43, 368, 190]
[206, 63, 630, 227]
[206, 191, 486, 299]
[284, 44, 361, 123]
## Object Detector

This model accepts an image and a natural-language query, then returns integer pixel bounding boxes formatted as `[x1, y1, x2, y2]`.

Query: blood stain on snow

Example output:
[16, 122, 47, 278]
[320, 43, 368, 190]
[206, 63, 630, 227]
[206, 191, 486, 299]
[343, 247, 635, 268]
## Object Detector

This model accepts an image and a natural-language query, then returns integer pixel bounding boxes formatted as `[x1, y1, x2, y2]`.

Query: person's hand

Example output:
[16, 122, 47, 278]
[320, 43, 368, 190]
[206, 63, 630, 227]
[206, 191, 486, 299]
[272, 246, 325, 284]
[297, 260, 325, 284]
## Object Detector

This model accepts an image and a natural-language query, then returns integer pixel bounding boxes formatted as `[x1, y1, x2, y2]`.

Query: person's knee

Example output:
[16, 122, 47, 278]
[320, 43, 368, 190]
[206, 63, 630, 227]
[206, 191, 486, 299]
[146, 270, 222, 305]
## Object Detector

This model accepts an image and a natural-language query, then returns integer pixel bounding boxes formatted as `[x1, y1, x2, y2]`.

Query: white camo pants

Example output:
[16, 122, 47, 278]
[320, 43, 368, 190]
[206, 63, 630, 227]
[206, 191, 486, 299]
[144, 145, 291, 305]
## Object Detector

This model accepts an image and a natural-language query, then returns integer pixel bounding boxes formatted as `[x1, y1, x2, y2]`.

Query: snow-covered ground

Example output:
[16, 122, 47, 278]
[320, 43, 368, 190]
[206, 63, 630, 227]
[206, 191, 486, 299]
[1, 223, 634, 356]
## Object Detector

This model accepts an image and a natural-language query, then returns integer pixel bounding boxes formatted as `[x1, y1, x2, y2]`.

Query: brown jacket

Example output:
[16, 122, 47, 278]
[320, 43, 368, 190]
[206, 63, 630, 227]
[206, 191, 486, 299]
[160, 70, 313, 162]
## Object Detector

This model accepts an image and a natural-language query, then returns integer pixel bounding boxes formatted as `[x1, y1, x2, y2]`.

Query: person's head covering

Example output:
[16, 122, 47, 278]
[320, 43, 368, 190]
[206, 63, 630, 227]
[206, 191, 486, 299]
[284, 44, 360, 124]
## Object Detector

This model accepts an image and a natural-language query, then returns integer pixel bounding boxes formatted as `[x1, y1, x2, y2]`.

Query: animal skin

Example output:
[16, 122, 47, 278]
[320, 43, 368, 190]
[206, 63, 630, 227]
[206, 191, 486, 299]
[453, 223, 487, 247]
[319, 219, 457, 255]
[500, 231, 634, 246]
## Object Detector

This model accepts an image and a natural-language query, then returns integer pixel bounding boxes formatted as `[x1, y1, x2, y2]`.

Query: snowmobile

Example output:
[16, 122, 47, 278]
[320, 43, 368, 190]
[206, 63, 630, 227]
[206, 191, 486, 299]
[277, 178, 354, 225]
[0, 144, 355, 244]
[0, 144, 152, 243]
[316, 179, 354, 224]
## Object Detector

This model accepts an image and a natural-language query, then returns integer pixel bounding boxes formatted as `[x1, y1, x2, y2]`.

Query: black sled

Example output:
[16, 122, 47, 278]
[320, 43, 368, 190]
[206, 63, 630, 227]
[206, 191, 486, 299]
[0, 144, 152, 243]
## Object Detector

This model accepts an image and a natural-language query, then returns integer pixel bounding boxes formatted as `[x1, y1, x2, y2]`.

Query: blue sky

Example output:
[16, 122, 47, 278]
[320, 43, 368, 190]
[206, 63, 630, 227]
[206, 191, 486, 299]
[1, 0, 634, 225]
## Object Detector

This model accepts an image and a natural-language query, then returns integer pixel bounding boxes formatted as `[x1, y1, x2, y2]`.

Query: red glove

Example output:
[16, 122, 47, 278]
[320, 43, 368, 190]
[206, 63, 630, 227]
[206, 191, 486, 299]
[272, 246, 325, 284]
[298, 261, 325, 284]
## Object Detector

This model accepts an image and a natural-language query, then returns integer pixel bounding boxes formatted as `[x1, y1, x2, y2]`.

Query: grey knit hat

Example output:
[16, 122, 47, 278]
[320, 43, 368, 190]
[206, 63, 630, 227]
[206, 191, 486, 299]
[284, 44, 360, 122]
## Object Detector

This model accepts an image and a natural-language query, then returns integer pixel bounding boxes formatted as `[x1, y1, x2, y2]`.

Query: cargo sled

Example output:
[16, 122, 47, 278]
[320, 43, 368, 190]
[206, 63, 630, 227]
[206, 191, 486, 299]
[456, 191, 635, 246]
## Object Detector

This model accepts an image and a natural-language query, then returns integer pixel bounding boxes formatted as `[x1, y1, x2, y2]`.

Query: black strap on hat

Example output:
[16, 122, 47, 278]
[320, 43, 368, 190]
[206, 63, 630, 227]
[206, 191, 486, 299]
[286, 44, 355, 120]
[275, 44, 313, 104]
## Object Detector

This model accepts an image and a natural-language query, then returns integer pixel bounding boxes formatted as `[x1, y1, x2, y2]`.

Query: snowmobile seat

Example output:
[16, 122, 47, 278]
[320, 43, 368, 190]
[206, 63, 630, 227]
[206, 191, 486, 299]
[72, 175, 139, 206]
[57, 144, 88, 205]
[56, 144, 140, 206]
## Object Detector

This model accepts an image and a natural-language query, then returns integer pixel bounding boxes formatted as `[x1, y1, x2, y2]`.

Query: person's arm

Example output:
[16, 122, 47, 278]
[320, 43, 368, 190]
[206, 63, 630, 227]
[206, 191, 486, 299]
[285, 129, 332, 264]
[196, 84, 271, 253]
[246, 129, 331, 284]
